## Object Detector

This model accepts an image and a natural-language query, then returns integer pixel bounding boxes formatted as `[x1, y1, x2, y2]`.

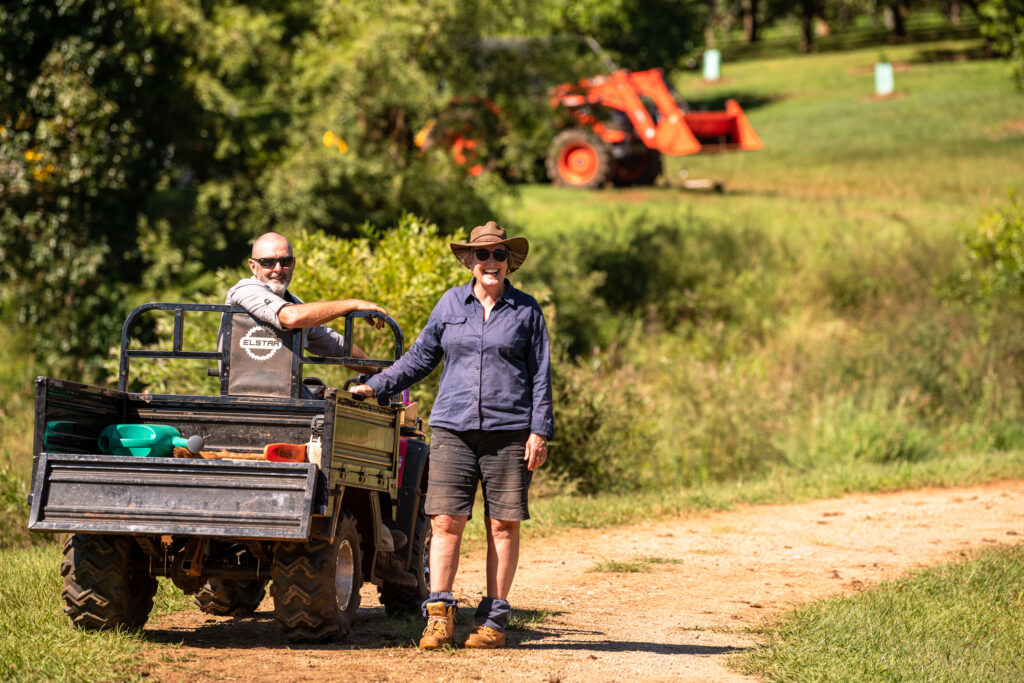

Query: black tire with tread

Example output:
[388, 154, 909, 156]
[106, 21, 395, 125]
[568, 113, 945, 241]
[61, 534, 158, 630]
[193, 578, 267, 616]
[378, 510, 431, 615]
[270, 512, 362, 642]
[545, 128, 612, 189]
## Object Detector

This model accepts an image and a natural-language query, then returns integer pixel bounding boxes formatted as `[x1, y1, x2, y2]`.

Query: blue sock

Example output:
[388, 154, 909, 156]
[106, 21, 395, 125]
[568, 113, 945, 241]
[421, 591, 456, 618]
[474, 596, 511, 632]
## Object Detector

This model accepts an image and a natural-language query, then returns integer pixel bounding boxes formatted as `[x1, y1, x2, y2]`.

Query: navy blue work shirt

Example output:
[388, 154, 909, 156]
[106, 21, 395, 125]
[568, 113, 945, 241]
[366, 279, 555, 438]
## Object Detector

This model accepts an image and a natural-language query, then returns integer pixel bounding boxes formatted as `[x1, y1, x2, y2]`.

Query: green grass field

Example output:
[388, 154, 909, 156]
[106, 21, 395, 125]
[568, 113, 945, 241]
[737, 544, 1024, 681]
[0, 544, 192, 682]
[505, 39, 1024, 234]
[1, 30, 1023, 682]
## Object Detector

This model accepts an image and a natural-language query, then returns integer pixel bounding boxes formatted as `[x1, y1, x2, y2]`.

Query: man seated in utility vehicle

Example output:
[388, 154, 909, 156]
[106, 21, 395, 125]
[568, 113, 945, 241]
[225, 230, 415, 585]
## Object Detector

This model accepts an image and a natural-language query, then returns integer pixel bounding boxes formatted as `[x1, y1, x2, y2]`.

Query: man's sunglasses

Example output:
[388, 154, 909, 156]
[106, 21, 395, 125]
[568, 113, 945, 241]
[254, 256, 295, 268]
[474, 249, 508, 262]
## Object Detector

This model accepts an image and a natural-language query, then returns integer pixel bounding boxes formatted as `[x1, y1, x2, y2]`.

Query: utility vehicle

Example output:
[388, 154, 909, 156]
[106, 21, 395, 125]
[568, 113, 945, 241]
[27, 302, 428, 641]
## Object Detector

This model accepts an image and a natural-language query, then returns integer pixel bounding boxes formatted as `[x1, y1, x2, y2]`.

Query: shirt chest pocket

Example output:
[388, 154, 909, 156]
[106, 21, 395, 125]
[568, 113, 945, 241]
[440, 316, 468, 346]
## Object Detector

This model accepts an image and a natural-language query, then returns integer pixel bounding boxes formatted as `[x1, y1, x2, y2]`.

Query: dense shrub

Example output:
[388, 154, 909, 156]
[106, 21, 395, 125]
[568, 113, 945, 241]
[108, 216, 468, 398]
[979, 0, 1024, 90]
[522, 213, 783, 358]
[535, 199, 1024, 494]
[962, 194, 1024, 301]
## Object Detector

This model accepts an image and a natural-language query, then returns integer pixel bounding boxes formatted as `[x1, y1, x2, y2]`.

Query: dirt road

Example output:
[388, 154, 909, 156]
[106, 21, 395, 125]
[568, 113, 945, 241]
[141, 480, 1024, 682]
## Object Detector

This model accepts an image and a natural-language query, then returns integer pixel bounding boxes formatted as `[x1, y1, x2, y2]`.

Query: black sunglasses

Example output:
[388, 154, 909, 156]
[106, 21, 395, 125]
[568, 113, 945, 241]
[254, 256, 295, 268]
[474, 249, 508, 263]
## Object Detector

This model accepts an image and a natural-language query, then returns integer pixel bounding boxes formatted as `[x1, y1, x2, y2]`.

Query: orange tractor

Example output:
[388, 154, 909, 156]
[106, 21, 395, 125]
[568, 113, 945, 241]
[545, 67, 762, 188]
[414, 37, 762, 189]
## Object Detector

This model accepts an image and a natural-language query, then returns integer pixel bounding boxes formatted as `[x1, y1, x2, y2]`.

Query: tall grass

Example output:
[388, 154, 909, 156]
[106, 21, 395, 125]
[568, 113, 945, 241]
[0, 544, 192, 682]
[0, 324, 47, 550]
[737, 544, 1024, 681]
[517, 199, 1024, 494]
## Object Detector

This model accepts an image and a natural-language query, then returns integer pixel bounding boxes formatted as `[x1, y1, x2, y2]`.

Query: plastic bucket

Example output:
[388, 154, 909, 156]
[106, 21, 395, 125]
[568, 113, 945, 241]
[97, 424, 202, 457]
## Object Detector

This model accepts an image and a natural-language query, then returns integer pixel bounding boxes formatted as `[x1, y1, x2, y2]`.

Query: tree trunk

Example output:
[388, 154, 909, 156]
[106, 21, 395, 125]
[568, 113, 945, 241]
[742, 0, 759, 43]
[799, 0, 817, 53]
[886, 2, 907, 37]
[947, 0, 961, 25]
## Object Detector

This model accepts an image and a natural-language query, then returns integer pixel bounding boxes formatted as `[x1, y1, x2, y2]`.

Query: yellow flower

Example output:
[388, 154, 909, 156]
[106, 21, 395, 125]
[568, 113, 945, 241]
[414, 119, 436, 148]
[322, 130, 348, 154]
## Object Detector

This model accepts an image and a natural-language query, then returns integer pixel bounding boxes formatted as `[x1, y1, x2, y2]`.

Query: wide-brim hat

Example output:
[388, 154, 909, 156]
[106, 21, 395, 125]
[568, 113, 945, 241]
[450, 221, 529, 273]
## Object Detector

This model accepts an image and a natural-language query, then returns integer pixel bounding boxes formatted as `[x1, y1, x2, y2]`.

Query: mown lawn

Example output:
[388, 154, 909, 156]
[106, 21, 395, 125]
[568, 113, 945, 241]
[737, 544, 1024, 681]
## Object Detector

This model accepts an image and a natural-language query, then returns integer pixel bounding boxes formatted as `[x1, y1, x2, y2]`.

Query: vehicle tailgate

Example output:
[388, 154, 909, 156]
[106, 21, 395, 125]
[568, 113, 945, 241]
[28, 453, 317, 540]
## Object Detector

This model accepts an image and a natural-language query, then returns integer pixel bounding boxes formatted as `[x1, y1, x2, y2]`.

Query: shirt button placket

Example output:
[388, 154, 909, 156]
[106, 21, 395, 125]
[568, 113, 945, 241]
[475, 316, 483, 430]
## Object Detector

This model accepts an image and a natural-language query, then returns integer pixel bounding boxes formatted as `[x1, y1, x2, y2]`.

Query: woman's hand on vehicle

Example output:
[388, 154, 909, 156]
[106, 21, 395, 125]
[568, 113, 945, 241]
[349, 384, 376, 397]
[524, 433, 548, 471]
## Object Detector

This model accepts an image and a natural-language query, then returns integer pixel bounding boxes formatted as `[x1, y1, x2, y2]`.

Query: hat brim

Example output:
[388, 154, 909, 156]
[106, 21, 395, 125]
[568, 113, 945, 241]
[450, 235, 529, 273]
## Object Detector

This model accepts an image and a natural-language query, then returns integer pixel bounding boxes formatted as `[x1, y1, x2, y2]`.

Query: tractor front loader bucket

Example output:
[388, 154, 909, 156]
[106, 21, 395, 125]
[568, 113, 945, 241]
[681, 99, 763, 153]
[587, 68, 762, 157]
[652, 114, 703, 156]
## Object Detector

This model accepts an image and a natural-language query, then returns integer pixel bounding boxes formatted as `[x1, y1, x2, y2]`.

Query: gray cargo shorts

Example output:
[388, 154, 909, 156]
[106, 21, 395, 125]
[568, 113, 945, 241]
[425, 427, 533, 521]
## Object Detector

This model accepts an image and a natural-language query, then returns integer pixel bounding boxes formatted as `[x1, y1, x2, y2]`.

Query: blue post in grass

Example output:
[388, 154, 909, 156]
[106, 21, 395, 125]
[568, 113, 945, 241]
[874, 62, 894, 96]
[703, 49, 721, 82]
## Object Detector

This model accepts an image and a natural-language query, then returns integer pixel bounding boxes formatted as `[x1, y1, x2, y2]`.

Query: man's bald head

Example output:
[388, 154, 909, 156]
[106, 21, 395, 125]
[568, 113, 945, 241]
[252, 232, 293, 259]
[249, 232, 295, 295]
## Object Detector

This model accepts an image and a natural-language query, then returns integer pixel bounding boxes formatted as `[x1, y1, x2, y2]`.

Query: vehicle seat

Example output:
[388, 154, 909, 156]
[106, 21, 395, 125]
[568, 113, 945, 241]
[221, 311, 303, 398]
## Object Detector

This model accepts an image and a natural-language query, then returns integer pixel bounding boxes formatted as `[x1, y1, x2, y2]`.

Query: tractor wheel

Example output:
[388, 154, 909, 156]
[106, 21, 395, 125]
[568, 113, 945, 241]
[378, 509, 431, 616]
[193, 578, 267, 616]
[270, 512, 362, 642]
[546, 129, 612, 189]
[61, 534, 158, 631]
[613, 150, 663, 187]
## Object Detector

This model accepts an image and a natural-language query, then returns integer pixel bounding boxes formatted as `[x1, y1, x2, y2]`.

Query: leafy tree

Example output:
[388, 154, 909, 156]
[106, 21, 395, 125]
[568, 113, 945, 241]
[551, 0, 706, 71]
[0, 0, 721, 378]
[259, 0, 508, 233]
[0, 0, 229, 377]
[979, 0, 1024, 89]
[0, 0, 519, 377]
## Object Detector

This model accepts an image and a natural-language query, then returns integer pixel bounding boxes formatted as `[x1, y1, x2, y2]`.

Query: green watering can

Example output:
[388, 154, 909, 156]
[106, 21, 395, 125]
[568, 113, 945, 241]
[97, 424, 204, 458]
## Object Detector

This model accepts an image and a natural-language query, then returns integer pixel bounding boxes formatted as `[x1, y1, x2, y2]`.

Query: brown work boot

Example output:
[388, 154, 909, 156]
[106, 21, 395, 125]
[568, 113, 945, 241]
[464, 625, 505, 649]
[419, 602, 456, 650]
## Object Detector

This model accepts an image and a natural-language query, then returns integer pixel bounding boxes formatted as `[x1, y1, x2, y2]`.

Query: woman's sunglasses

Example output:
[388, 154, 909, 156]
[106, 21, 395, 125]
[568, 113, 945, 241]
[254, 256, 295, 268]
[474, 249, 508, 262]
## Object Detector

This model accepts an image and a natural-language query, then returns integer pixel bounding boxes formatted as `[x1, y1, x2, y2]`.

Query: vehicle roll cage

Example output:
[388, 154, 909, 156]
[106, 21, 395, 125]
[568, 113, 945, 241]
[118, 302, 403, 396]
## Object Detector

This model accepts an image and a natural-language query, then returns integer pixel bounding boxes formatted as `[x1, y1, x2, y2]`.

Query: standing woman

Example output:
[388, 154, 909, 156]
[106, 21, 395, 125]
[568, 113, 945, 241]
[350, 221, 554, 650]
